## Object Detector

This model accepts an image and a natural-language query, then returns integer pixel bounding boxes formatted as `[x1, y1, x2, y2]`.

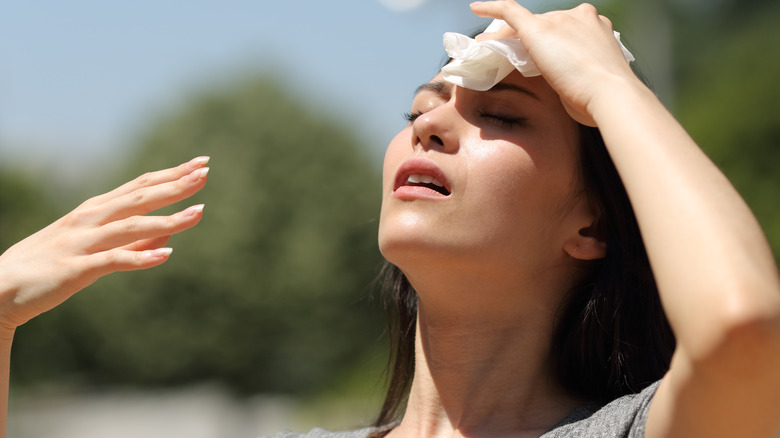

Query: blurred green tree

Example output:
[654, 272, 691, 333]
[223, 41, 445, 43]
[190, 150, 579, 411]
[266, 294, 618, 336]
[0, 167, 54, 252]
[0, 166, 78, 383]
[673, 1, 780, 258]
[10, 74, 387, 395]
[597, 0, 780, 259]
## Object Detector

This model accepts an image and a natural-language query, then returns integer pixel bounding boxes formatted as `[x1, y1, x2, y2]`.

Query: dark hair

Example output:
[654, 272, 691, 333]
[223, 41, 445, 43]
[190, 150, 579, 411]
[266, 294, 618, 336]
[372, 123, 676, 426]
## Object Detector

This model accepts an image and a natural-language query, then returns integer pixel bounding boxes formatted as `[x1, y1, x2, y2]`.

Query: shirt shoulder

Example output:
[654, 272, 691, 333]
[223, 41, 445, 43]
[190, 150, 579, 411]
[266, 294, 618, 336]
[261, 426, 379, 438]
[542, 380, 661, 438]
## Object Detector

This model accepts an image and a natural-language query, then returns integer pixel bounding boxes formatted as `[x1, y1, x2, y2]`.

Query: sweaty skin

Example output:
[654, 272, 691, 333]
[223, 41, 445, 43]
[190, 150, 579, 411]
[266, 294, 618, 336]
[379, 2, 780, 437]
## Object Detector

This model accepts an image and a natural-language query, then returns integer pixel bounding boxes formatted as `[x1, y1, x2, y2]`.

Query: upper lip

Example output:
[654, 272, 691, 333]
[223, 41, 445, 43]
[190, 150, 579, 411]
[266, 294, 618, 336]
[394, 158, 452, 196]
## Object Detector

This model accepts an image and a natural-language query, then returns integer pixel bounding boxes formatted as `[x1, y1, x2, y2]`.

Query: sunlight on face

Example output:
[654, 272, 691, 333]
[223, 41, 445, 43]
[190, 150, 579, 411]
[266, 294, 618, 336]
[378, 71, 585, 283]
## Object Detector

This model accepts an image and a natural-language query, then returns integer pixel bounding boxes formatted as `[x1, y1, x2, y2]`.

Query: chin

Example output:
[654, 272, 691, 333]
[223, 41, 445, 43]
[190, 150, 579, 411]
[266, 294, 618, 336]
[377, 226, 423, 268]
[378, 228, 476, 280]
[379, 228, 435, 269]
[377, 201, 499, 274]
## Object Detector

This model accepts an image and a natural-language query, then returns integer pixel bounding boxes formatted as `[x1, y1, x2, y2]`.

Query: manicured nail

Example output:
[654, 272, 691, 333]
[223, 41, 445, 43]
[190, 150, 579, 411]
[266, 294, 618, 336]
[147, 247, 173, 260]
[189, 156, 210, 167]
[189, 167, 209, 182]
[181, 204, 205, 217]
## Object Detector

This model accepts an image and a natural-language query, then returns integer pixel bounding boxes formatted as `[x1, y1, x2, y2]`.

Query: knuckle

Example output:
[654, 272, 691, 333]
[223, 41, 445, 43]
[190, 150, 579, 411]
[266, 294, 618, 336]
[62, 207, 91, 227]
[177, 160, 192, 172]
[577, 3, 598, 15]
[132, 189, 147, 206]
[133, 251, 146, 265]
[165, 214, 179, 230]
[123, 216, 141, 233]
[101, 250, 118, 265]
[134, 172, 153, 187]
[78, 196, 99, 209]
[99, 249, 142, 268]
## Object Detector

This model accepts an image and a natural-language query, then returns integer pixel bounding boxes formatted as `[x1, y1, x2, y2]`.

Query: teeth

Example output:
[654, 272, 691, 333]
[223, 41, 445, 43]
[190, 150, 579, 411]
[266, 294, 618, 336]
[407, 174, 443, 187]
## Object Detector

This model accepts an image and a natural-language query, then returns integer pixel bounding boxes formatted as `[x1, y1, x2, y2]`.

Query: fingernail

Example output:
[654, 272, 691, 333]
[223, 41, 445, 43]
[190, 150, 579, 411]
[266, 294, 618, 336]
[181, 204, 205, 217]
[470, 1, 484, 7]
[189, 156, 210, 167]
[147, 247, 173, 259]
[189, 167, 209, 182]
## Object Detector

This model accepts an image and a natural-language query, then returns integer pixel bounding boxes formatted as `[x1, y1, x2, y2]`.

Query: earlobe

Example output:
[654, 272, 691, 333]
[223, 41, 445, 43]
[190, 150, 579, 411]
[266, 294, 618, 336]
[563, 224, 607, 261]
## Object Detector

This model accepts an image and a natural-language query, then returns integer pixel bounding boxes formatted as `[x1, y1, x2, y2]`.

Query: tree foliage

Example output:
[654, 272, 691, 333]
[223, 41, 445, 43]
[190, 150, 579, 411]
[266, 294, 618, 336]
[674, 1, 780, 257]
[10, 74, 386, 395]
[597, 0, 780, 259]
[0, 168, 55, 252]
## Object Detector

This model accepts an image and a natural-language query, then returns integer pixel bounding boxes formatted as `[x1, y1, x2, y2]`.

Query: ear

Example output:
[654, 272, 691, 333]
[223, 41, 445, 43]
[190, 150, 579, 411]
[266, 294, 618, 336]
[563, 221, 607, 261]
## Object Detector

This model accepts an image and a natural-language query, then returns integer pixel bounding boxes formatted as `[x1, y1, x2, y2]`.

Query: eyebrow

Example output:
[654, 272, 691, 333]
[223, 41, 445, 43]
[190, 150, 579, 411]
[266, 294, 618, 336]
[414, 80, 539, 101]
[414, 80, 453, 97]
[487, 82, 540, 101]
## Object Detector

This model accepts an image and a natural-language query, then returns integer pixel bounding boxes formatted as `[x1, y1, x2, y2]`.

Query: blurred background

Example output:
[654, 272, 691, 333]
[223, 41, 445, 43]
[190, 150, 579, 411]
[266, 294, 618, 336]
[1, 0, 779, 436]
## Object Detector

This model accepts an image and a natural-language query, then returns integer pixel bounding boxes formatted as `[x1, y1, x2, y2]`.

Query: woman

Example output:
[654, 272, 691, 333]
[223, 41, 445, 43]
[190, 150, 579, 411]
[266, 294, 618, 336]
[2, 2, 780, 437]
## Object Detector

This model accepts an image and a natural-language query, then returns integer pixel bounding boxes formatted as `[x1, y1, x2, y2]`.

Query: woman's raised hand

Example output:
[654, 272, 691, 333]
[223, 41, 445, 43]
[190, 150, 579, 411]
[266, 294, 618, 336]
[469, 1, 643, 126]
[0, 157, 209, 332]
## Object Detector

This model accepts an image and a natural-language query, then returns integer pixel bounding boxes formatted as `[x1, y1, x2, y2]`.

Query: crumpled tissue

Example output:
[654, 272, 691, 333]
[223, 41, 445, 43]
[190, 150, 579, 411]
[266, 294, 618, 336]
[441, 19, 635, 91]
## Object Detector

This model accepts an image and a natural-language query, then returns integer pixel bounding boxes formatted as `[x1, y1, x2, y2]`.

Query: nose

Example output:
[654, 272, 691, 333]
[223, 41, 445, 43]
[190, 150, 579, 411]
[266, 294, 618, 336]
[411, 103, 459, 152]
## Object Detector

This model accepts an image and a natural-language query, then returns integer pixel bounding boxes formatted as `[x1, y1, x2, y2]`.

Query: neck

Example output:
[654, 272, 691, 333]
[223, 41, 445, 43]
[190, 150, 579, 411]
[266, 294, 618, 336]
[388, 269, 583, 438]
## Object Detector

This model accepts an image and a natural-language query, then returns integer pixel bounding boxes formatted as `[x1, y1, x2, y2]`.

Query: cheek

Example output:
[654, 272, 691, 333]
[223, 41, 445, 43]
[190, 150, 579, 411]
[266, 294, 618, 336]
[381, 129, 409, 194]
[459, 139, 575, 247]
[462, 142, 535, 216]
[378, 129, 409, 251]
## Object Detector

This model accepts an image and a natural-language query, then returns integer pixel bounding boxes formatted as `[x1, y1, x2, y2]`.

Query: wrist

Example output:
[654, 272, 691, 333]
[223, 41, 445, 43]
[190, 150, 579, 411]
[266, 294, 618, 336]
[588, 74, 659, 127]
[0, 278, 20, 342]
[0, 324, 14, 344]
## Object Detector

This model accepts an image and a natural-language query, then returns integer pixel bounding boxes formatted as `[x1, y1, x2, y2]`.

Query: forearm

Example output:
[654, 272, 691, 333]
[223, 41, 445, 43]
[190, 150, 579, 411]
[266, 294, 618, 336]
[0, 328, 13, 438]
[591, 77, 780, 358]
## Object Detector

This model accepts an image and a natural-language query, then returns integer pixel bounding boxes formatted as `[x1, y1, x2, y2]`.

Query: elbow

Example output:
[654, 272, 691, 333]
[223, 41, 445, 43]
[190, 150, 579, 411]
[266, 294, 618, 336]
[696, 288, 780, 377]
[722, 308, 780, 358]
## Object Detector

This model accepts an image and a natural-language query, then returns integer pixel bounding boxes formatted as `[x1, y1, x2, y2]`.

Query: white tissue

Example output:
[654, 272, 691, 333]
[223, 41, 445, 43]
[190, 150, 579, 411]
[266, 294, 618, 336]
[440, 19, 635, 91]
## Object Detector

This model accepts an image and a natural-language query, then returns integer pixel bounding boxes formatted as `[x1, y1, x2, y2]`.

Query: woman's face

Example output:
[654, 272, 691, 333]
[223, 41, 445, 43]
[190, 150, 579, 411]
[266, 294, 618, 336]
[378, 70, 591, 280]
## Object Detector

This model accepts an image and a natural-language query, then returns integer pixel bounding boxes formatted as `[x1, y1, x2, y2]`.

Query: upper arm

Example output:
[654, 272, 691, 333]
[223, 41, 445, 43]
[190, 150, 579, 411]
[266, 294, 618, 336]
[645, 317, 780, 438]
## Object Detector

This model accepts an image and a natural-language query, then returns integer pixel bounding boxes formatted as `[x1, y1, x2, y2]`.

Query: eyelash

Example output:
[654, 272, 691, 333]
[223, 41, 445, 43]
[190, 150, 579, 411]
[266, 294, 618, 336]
[403, 110, 526, 129]
[478, 111, 526, 129]
[403, 111, 423, 123]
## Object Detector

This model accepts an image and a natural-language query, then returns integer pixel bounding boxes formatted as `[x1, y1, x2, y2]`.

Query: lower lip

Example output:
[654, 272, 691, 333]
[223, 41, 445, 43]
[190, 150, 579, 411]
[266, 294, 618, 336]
[392, 186, 449, 200]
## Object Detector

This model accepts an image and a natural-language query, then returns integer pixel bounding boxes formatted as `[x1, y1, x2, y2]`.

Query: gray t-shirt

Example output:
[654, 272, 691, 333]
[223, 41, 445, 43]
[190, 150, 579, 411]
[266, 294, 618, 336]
[266, 380, 660, 438]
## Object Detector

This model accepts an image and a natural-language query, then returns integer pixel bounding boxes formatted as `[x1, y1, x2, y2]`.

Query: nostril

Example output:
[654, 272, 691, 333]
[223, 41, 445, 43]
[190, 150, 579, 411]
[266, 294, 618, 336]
[430, 135, 444, 146]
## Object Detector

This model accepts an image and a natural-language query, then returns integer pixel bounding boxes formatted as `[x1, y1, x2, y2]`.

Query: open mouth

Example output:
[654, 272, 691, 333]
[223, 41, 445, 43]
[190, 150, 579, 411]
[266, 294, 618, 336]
[405, 174, 451, 196]
[393, 158, 452, 198]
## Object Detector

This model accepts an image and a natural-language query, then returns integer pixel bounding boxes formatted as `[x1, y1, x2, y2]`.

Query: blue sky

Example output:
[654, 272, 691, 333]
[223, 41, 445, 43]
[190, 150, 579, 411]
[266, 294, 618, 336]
[3, 0, 564, 176]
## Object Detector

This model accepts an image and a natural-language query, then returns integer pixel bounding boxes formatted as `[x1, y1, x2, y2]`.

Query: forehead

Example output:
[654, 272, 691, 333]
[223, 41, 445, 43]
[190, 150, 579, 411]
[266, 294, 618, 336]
[422, 70, 562, 105]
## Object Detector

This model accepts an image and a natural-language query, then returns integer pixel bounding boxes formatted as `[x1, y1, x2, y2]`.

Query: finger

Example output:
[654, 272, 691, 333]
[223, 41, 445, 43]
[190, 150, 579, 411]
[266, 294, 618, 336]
[471, 1, 545, 46]
[86, 204, 204, 253]
[470, 1, 533, 25]
[89, 167, 208, 226]
[84, 156, 210, 208]
[122, 235, 172, 252]
[597, 13, 613, 30]
[86, 247, 175, 277]
[475, 24, 517, 42]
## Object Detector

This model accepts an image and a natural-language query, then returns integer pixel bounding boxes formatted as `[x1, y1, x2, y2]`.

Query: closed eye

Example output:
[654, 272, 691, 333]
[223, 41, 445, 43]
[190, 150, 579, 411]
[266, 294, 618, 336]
[478, 111, 526, 129]
[403, 111, 423, 124]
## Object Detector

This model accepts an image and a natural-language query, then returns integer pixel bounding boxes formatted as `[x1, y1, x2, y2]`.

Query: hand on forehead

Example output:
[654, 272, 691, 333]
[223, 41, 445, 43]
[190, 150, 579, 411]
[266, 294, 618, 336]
[441, 17, 634, 92]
